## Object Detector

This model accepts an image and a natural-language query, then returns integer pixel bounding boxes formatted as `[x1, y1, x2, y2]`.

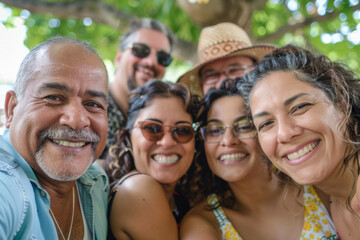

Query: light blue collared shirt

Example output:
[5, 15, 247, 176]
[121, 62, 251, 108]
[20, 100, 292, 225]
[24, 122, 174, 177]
[0, 129, 109, 239]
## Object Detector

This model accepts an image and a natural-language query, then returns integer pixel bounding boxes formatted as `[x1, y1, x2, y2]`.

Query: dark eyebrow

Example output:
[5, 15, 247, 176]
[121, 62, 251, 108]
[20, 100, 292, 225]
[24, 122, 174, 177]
[201, 63, 242, 75]
[207, 114, 249, 125]
[253, 93, 309, 119]
[38, 82, 72, 93]
[235, 115, 250, 122]
[228, 63, 242, 67]
[145, 119, 192, 125]
[201, 68, 216, 75]
[253, 111, 269, 119]
[176, 121, 192, 125]
[146, 118, 162, 123]
[284, 93, 308, 106]
[38, 83, 107, 102]
[85, 90, 107, 102]
[207, 119, 222, 124]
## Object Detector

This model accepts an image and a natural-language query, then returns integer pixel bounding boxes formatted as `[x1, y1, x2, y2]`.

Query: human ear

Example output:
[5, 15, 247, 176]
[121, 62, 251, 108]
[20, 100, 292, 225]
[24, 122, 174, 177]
[114, 50, 123, 68]
[4, 91, 18, 128]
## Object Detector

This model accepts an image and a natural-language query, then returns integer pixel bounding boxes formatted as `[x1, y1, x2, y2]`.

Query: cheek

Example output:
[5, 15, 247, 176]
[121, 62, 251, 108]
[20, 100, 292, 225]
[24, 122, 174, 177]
[215, 81, 223, 89]
[183, 140, 195, 161]
[156, 66, 166, 77]
[125, 56, 139, 71]
[131, 134, 153, 164]
[10, 108, 56, 160]
[257, 133, 275, 157]
[92, 113, 107, 135]
[245, 137, 260, 149]
[203, 85, 211, 95]
[132, 145, 145, 170]
[91, 116, 108, 154]
[204, 143, 218, 166]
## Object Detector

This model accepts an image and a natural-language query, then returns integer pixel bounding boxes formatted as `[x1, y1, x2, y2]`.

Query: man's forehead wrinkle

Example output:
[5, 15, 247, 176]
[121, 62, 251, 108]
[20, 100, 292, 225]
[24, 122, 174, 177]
[34, 63, 104, 75]
[35, 42, 97, 67]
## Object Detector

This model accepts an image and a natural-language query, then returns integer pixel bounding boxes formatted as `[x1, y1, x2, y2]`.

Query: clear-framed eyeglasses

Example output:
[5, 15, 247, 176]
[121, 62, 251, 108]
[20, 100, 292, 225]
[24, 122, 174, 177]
[200, 119, 257, 143]
[201, 65, 253, 86]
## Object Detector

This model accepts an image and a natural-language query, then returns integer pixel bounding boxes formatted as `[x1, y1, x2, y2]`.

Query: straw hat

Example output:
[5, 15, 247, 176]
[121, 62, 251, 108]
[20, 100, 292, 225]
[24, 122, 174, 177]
[177, 22, 276, 97]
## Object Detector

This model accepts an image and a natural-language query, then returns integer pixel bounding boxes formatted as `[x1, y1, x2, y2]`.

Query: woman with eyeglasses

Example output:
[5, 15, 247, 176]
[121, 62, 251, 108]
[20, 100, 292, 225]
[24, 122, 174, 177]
[180, 80, 339, 240]
[104, 80, 201, 240]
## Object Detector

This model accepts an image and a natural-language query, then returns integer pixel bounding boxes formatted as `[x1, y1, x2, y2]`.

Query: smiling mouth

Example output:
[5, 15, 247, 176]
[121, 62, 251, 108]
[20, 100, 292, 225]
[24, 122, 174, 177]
[142, 68, 153, 76]
[51, 139, 87, 147]
[286, 141, 320, 160]
[220, 153, 247, 162]
[137, 67, 154, 78]
[153, 154, 179, 164]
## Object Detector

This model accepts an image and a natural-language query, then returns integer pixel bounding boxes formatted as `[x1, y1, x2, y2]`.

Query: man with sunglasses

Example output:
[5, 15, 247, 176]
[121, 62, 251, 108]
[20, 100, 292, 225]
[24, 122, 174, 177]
[101, 18, 174, 159]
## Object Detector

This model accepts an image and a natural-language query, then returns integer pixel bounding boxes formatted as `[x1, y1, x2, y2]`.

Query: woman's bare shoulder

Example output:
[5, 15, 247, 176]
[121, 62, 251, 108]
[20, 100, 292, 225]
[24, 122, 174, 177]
[180, 200, 220, 240]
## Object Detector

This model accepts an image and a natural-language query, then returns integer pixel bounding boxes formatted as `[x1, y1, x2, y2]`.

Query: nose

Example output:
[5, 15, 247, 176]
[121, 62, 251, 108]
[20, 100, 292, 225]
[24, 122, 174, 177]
[276, 117, 302, 144]
[220, 127, 239, 147]
[141, 49, 158, 66]
[157, 129, 177, 148]
[219, 72, 229, 83]
[59, 101, 90, 130]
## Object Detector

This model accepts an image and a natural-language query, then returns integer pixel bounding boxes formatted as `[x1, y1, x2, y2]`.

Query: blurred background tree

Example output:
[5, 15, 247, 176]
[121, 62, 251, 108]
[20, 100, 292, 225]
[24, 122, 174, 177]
[1, 0, 360, 83]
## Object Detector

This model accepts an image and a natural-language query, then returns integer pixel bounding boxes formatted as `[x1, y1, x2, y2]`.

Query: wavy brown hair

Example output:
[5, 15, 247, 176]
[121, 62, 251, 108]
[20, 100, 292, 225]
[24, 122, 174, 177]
[104, 79, 202, 196]
[238, 44, 360, 215]
[186, 79, 294, 208]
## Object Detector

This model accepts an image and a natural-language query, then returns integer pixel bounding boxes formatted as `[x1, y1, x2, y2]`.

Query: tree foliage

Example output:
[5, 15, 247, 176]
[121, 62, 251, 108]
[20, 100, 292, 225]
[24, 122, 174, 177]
[1, 0, 360, 77]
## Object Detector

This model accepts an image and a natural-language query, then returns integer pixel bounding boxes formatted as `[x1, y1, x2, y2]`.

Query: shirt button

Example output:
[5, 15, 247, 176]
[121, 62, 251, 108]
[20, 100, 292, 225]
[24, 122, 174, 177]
[40, 191, 46, 197]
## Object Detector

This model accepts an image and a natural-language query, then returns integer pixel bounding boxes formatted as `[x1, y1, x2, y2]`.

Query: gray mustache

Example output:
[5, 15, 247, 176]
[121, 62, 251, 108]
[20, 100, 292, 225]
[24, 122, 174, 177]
[39, 126, 100, 143]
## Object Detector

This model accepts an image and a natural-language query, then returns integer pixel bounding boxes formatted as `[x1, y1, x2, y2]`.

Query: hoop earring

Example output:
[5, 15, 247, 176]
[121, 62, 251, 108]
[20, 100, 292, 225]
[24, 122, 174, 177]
[271, 164, 279, 174]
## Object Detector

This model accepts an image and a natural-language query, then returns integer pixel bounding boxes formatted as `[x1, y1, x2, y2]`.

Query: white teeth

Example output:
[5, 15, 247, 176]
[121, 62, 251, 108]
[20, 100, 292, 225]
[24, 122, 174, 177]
[52, 139, 86, 147]
[287, 143, 317, 160]
[220, 153, 246, 162]
[142, 68, 153, 77]
[153, 154, 179, 164]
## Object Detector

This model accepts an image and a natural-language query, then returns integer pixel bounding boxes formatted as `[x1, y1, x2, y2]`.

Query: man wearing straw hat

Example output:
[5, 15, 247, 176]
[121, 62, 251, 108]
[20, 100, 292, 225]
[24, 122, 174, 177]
[177, 22, 275, 97]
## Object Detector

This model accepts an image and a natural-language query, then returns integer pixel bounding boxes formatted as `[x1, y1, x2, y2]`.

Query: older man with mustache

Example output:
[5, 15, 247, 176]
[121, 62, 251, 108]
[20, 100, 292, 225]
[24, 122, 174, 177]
[0, 37, 109, 239]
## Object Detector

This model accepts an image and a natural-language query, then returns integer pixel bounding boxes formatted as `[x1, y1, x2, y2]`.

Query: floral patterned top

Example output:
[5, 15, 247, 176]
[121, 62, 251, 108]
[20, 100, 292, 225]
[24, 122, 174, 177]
[100, 92, 126, 159]
[207, 185, 340, 240]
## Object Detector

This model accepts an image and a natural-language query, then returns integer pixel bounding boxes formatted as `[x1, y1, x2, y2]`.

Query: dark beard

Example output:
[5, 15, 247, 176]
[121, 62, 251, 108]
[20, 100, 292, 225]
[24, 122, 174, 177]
[128, 64, 159, 91]
[127, 76, 137, 91]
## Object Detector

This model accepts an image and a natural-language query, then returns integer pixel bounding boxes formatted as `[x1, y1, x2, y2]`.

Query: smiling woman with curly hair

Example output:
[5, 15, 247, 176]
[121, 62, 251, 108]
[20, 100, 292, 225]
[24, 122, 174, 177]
[104, 79, 201, 240]
[238, 44, 360, 239]
[180, 79, 339, 240]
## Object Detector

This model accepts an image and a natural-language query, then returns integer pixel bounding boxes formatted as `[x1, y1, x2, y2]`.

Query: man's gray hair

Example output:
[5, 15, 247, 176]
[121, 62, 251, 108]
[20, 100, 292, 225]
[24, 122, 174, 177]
[119, 18, 174, 51]
[14, 36, 104, 98]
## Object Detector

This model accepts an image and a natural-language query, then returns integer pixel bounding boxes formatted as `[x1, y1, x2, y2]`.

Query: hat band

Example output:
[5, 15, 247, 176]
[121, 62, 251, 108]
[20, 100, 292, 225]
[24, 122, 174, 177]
[199, 41, 251, 64]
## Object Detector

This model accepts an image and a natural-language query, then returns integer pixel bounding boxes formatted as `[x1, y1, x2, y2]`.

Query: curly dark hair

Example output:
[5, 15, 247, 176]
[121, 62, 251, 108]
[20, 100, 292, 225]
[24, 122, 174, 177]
[186, 79, 287, 208]
[104, 79, 202, 194]
[237, 44, 360, 215]
[185, 79, 239, 207]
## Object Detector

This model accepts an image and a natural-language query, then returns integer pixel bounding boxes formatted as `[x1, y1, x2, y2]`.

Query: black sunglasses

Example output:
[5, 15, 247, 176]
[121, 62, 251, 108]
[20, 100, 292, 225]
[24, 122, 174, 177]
[127, 43, 173, 67]
[134, 121, 194, 143]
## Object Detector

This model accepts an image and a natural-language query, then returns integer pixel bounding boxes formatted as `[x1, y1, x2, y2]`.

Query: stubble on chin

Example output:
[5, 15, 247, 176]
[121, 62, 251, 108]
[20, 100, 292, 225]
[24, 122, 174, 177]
[35, 146, 94, 181]
[127, 76, 138, 91]
[35, 125, 100, 181]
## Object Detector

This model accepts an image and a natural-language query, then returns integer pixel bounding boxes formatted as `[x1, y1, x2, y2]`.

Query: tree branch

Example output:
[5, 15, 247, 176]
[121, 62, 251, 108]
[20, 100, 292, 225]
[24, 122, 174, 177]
[258, 4, 360, 43]
[0, 0, 197, 62]
[1, 0, 134, 28]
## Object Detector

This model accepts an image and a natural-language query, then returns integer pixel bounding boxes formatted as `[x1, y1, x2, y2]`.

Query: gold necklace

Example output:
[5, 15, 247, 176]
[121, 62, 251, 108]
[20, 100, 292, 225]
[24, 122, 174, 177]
[49, 186, 75, 240]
